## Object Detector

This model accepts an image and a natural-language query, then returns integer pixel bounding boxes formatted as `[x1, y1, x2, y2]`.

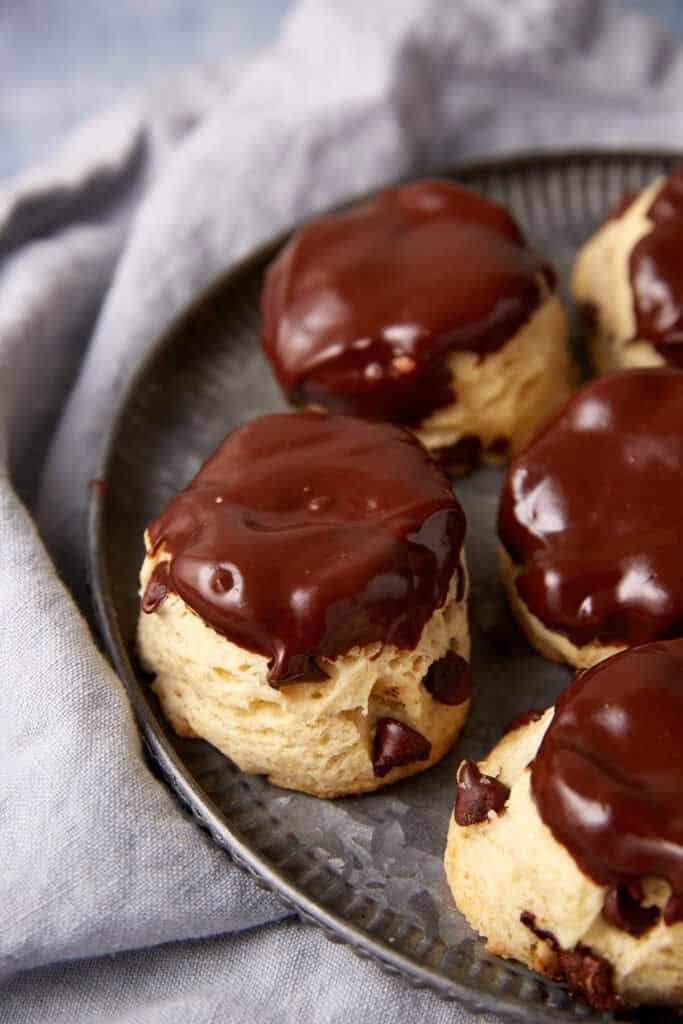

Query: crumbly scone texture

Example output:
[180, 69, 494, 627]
[499, 546, 624, 669]
[414, 289, 574, 470]
[571, 178, 666, 374]
[137, 551, 470, 798]
[444, 711, 683, 1009]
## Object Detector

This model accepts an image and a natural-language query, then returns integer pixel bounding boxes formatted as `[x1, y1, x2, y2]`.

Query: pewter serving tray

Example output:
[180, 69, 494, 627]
[89, 152, 680, 1023]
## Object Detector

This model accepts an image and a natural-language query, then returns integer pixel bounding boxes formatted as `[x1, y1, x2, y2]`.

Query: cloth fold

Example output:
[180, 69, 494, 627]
[2, 1, 683, 1020]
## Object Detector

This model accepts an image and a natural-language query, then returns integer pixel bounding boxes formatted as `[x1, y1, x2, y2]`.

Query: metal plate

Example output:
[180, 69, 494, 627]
[89, 151, 681, 1023]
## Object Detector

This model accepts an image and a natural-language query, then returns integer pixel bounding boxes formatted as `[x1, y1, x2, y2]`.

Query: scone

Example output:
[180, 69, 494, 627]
[137, 411, 471, 798]
[260, 178, 574, 473]
[498, 366, 683, 669]
[445, 639, 683, 1011]
[572, 163, 683, 372]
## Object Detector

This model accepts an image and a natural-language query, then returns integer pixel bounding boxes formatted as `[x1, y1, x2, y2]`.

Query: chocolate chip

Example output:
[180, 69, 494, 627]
[453, 760, 509, 825]
[520, 912, 622, 1010]
[503, 708, 544, 735]
[558, 947, 621, 1011]
[520, 910, 557, 949]
[602, 883, 660, 937]
[141, 562, 172, 613]
[423, 651, 472, 706]
[372, 718, 431, 777]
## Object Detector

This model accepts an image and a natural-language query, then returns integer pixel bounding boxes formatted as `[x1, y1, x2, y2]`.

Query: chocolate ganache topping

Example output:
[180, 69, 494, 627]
[143, 412, 465, 685]
[261, 179, 554, 426]
[531, 640, 683, 926]
[498, 367, 683, 648]
[630, 164, 683, 366]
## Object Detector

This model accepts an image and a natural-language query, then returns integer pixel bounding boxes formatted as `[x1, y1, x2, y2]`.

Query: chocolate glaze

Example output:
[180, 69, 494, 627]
[499, 367, 683, 648]
[142, 412, 465, 686]
[531, 640, 683, 927]
[261, 179, 553, 427]
[630, 165, 683, 366]
[602, 883, 660, 937]
[373, 718, 431, 777]
[422, 651, 471, 706]
[453, 760, 509, 825]
[520, 912, 621, 1010]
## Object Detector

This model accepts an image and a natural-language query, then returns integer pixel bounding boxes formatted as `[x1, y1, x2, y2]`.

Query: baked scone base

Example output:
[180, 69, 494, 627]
[415, 291, 574, 471]
[444, 712, 683, 1009]
[499, 545, 624, 670]
[138, 555, 471, 798]
[571, 178, 666, 374]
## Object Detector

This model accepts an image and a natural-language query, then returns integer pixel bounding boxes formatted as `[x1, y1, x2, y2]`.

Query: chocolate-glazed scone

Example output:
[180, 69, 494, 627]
[498, 367, 683, 669]
[261, 179, 574, 473]
[572, 164, 683, 373]
[444, 640, 683, 1011]
[137, 411, 471, 797]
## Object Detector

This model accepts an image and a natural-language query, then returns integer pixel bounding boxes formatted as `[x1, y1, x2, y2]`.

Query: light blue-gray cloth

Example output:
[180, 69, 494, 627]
[2, 1, 683, 1021]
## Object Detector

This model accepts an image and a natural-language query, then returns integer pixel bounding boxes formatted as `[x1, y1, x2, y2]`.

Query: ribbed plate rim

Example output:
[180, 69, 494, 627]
[88, 148, 682, 1023]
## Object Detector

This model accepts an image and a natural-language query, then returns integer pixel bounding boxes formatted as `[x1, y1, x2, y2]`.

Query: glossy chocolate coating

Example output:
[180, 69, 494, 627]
[531, 640, 683, 925]
[261, 179, 553, 426]
[499, 367, 683, 648]
[143, 412, 465, 685]
[602, 883, 659, 937]
[631, 165, 683, 366]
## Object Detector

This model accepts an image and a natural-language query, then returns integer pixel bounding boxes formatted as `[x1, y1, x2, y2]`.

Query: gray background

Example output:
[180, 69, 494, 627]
[1, 0, 682, 181]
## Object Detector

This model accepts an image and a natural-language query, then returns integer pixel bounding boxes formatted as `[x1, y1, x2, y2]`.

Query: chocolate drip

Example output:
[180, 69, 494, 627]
[630, 165, 683, 365]
[422, 651, 471, 706]
[602, 883, 660, 937]
[453, 760, 509, 825]
[520, 912, 621, 1010]
[499, 367, 683, 648]
[372, 718, 431, 777]
[519, 910, 555, 947]
[142, 412, 465, 685]
[531, 640, 683, 927]
[261, 179, 553, 426]
[142, 561, 171, 613]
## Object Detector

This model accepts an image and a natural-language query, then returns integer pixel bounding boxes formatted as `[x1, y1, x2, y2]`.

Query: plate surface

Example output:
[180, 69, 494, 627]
[90, 151, 680, 1023]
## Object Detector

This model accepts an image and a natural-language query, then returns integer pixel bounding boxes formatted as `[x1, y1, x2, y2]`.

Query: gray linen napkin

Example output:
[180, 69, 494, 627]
[2, 1, 683, 1020]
